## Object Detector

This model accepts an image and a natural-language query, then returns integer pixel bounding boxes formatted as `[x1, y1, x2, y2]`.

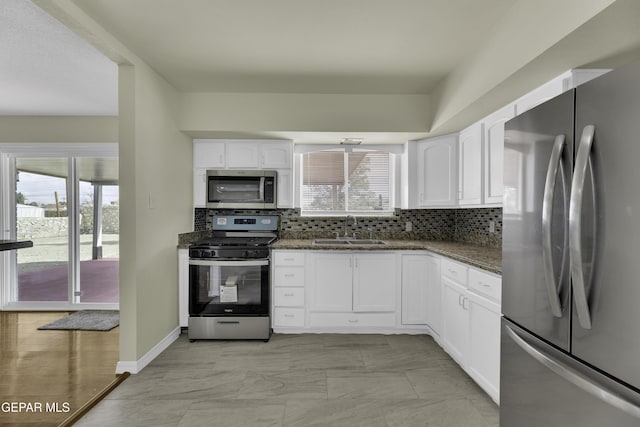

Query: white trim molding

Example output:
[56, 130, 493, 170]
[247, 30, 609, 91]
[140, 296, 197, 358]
[116, 326, 181, 374]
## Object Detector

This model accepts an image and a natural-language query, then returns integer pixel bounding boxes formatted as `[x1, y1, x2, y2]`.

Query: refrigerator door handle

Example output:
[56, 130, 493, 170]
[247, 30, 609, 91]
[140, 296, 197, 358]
[542, 134, 566, 317]
[570, 124, 595, 330]
[505, 324, 640, 419]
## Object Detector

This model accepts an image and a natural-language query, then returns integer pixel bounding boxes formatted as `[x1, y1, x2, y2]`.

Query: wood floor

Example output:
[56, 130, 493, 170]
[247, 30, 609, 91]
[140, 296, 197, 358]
[0, 312, 119, 426]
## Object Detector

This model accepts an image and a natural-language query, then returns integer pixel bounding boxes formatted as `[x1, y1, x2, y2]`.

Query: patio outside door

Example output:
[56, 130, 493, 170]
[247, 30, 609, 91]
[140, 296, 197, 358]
[1, 147, 119, 310]
[16, 158, 70, 302]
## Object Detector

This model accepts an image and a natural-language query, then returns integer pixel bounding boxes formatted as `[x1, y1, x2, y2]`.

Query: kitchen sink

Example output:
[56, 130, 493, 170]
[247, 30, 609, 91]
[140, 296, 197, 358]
[349, 239, 387, 245]
[312, 239, 351, 245]
[312, 238, 387, 246]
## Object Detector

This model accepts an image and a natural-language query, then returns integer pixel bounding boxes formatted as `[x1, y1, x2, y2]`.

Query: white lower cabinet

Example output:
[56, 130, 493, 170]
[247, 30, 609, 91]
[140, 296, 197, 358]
[268, 248, 502, 403]
[440, 258, 502, 403]
[272, 250, 306, 329]
[178, 248, 189, 327]
[401, 253, 441, 335]
[306, 251, 398, 329]
[442, 276, 470, 365]
[468, 291, 501, 402]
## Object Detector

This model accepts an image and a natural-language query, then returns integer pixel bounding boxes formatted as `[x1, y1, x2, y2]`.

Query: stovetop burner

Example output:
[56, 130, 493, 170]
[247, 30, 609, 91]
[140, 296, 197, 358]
[192, 236, 277, 248]
[190, 214, 279, 259]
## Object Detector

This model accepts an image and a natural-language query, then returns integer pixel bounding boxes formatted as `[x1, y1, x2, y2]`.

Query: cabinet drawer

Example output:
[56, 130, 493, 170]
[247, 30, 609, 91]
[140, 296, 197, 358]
[273, 267, 305, 286]
[309, 312, 396, 328]
[442, 259, 468, 286]
[274, 288, 305, 307]
[273, 251, 305, 266]
[468, 268, 501, 302]
[273, 308, 305, 327]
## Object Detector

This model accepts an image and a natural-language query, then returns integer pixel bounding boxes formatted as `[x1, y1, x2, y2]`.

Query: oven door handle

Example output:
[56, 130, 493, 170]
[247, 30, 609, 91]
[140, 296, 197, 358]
[189, 259, 269, 267]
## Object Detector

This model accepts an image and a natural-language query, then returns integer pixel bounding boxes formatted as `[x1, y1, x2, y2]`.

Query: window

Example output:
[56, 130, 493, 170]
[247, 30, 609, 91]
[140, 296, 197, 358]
[301, 149, 393, 215]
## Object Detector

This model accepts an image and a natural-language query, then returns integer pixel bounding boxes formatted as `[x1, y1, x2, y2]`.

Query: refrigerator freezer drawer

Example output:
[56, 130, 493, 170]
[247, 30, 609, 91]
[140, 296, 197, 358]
[501, 318, 640, 426]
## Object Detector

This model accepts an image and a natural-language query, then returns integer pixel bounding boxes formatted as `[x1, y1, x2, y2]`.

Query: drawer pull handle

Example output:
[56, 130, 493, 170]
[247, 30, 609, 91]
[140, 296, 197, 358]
[348, 319, 358, 323]
[448, 269, 457, 275]
[284, 258, 294, 261]
[284, 314, 294, 318]
[283, 293, 294, 297]
[284, 274, 295, 278]
[479, 282, 491, 287]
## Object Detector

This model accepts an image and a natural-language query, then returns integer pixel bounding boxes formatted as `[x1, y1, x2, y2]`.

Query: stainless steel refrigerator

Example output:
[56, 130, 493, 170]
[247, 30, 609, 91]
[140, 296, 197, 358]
[501, 61, 640, 426]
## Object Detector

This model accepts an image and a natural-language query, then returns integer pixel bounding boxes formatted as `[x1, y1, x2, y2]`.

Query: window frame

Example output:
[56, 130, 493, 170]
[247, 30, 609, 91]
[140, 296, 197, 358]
[297, 146, 399, 217]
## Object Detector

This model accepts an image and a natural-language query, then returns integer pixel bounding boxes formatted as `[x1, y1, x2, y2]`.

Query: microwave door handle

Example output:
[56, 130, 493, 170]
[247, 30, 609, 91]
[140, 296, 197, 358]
[570, 125, 595, 330]
[259, 177, 265, 201]
[542, 134, 566, 318]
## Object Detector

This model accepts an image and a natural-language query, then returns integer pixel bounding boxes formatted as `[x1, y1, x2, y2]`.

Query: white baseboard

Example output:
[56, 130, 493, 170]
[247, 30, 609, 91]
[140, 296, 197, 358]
[115, 326, 181, 374]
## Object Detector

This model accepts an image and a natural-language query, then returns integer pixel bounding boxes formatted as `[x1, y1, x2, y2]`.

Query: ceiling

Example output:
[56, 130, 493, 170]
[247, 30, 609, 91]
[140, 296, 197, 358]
[69, 0, 515, 95]
[4, 0, 640, 145]
[1, 0, 515, 113]
[0, 0, 118, 115]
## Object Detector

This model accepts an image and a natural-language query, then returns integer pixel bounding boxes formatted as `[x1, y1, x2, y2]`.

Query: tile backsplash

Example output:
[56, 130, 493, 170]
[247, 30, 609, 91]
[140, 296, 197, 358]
[194, 207, 502, 248]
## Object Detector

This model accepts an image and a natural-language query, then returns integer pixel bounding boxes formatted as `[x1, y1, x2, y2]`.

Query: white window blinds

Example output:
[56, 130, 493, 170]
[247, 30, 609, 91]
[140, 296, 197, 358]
[301, 149, 392, 215]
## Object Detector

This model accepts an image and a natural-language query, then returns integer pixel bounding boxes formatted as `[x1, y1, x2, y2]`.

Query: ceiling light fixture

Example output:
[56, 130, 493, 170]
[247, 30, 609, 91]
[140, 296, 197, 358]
[340, 138, 363, 145]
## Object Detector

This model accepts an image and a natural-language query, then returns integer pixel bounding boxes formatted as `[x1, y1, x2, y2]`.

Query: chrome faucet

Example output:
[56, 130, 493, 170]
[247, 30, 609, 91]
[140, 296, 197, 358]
[343, 215, 357, 239]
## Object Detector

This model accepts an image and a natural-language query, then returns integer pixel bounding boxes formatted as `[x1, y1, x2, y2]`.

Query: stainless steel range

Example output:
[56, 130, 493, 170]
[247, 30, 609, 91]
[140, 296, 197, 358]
[188, 215, 278, 341]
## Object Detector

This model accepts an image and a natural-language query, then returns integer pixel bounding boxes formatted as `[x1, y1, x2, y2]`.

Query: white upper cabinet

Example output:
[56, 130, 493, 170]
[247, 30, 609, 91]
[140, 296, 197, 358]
[226, 141, 260, 168]
[458, 122, 483, 206]
[412, 134, 458, 208]
[193, 140, 225, 168]
[275, 169, 293, 208]
[193, 139, 293, 170]
[482, 104, 516, 205]
[192, 139, 293, 208]
[261, 143, 292, 169]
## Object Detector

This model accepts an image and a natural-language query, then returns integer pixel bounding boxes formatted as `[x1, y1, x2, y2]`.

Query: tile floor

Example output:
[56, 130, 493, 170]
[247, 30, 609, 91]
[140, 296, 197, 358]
[77, 333, 499, 427]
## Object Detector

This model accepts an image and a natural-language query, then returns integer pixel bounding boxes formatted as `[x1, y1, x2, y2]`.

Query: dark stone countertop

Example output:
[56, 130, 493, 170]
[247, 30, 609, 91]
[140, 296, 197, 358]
[178, 232, 502, 275]
[272, 239, 502, 275]
[0, 240, 33, 251]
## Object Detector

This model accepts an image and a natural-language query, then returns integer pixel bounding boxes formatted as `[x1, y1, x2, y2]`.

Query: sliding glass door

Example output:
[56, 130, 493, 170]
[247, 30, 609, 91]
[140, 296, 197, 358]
[0, 144, 119, 309]
[77, 157, 119, 304]
[15, 159, 70, 302]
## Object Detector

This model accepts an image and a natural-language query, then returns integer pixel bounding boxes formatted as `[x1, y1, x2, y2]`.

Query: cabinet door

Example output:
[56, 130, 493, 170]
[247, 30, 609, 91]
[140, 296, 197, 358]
[193, 168, 207, 208]
[226, 142, 259, 168]
[483, 104, 515, 205]
[308, 253, 353, 312]
[425, 255, 442, 335]
[468, 293, 501, 403]
[261, 142, 292, 169]
[193, 140, 225, 168]
[178, 249, 189, 327]
[458, 122, 483, 206]
[441, 277, 469, 365]
[276, 169, 293, 208]
[353, 253, 396, 313]
[401, 255, 430, 325]
[417, 135, 458, 207]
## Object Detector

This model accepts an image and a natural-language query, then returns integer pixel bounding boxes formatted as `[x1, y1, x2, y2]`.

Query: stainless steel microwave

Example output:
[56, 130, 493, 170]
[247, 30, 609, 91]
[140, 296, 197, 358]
[206, 170, 277, 209]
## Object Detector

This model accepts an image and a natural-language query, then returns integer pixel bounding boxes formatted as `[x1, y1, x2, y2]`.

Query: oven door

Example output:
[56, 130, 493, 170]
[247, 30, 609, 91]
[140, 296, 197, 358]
[189, 259, 270, 316]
